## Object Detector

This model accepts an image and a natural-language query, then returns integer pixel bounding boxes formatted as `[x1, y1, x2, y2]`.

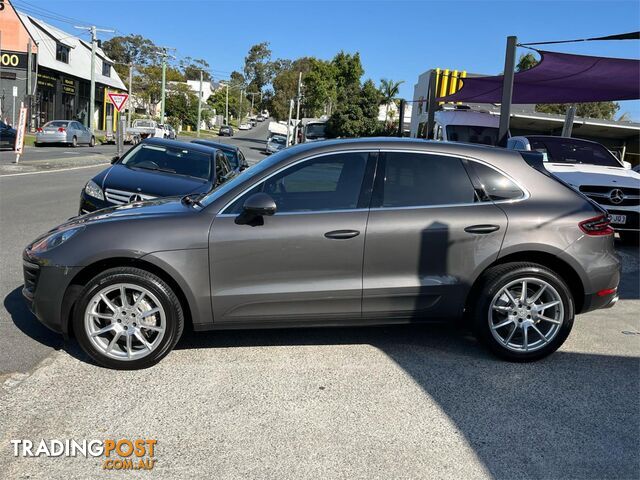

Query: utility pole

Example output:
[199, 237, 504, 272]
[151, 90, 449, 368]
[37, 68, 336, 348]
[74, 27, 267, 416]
[127, 63, 134, 127]
[196, 69, 203, 137]
[286, 98, 294, 147]
[238, 89, 244, 125]
[225, 83, 229, 125]
[498, 35, 517, 147]
[75, 25, 114, 131]
[160, 51, 167, 123]
[293, 71, 302, 144]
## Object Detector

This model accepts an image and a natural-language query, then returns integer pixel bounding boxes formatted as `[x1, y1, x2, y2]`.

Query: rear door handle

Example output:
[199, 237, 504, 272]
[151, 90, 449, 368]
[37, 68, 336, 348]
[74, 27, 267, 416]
[324, 230, 360, 240]
[464, 224, 500, 234]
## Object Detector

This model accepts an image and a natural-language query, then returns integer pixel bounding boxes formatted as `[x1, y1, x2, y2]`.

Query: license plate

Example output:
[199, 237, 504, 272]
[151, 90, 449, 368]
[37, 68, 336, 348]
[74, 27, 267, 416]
[610, 214, 626, 224]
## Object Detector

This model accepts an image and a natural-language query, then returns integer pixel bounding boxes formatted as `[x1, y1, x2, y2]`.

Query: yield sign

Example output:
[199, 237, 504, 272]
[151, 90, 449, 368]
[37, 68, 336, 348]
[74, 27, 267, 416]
[108, 92, 129, 112]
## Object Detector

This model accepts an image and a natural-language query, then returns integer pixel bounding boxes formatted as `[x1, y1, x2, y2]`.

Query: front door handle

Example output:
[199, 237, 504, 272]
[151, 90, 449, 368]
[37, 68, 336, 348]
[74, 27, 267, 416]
[324, 229, 360, 240]
[464, 224, 500, 234]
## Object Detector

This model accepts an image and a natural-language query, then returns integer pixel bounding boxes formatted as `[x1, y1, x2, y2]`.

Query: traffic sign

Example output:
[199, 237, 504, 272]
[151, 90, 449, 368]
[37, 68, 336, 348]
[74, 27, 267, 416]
[108, 92, 129, 112]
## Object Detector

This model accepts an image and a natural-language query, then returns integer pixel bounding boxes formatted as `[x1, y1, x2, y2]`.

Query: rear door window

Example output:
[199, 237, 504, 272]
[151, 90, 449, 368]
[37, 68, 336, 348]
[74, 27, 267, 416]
[374, 152, 477, 208]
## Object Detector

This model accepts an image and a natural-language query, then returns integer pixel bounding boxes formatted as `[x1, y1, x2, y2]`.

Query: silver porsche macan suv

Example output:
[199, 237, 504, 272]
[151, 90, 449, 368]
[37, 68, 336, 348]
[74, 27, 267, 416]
[23, 138, 620, 369]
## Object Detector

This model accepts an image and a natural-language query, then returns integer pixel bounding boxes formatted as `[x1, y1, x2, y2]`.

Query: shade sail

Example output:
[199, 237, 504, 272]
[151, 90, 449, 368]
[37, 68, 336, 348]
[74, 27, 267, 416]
[438, 50, 640, 104]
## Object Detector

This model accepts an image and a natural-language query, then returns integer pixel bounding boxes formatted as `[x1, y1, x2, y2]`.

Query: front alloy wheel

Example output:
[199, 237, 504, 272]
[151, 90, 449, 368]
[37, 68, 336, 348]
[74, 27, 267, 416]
[73, 267, 184, 369]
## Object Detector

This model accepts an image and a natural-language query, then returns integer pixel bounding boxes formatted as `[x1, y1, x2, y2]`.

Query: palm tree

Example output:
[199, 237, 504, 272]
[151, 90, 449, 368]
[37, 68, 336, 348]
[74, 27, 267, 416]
[379, 78, 404, 128]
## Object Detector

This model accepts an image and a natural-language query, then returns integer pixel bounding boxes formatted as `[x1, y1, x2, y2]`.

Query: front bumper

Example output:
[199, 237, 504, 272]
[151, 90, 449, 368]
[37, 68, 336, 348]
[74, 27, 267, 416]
[79, 190, 114, 214]
[22, 251, 82, 337]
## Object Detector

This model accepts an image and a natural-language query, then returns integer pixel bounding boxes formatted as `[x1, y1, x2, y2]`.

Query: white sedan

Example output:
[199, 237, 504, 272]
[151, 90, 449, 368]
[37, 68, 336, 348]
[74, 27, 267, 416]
[238, 123, 251, 130]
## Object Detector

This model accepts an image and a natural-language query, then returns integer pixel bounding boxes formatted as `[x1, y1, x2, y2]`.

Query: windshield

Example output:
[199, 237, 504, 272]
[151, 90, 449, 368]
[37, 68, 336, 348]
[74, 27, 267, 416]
[199, 148, 291, 207]
[121, 144, 212, 180]
[269, 135, 286, 145]
[45, 121, 69, 128]
[305, 123, 326, 139]
[528, 137, 621, 167]
[446, 125, 498, 145]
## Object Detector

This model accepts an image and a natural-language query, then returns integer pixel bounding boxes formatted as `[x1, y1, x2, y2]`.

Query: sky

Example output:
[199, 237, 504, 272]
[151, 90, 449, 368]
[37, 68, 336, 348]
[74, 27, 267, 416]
[11, 0, 640, 119]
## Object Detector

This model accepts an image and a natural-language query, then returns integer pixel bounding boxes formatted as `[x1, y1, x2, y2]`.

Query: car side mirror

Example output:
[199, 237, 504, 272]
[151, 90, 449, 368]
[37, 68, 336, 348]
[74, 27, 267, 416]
[243, 192, 276, 216]
[111, 155, 120, 164]
[622, 160, 632, 170]
[235, 193, 276, 226]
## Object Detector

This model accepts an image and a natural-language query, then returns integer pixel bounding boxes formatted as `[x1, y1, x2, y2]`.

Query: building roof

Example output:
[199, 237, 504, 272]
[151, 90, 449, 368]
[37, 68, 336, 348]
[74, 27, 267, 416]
[18, 12, 127, 91]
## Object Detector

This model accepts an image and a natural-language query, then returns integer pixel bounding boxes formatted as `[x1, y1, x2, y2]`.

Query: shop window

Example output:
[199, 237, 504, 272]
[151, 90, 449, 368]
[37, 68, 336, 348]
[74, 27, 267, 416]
[102, 62, 111, 77]
[56, 43, 70, 63]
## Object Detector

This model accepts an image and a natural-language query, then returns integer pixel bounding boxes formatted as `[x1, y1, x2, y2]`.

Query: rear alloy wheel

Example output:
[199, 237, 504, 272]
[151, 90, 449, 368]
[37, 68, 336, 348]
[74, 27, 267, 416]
[89, 136, 96, 147]
[472, 263, 574, 361]
[73, 267, 184, 369]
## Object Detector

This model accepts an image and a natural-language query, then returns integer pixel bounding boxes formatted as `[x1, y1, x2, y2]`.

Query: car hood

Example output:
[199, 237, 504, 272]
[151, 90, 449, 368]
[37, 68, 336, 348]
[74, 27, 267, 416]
[98, 164, 211, 197]
[545, 163, 640, 188]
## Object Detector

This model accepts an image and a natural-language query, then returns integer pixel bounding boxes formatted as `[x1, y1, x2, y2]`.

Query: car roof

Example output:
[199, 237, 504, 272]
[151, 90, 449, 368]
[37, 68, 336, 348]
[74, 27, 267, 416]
[191, 139, 238, 153]
[142, 136, 218, 155]
[520, 135, 603, 146]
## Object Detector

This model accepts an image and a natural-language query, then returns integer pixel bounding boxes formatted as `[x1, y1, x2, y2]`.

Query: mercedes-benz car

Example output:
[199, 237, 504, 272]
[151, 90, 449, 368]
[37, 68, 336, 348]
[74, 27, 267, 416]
[508, 135, 640, 244]
[79, 137, 234, 214]
[24, 138, 619, 369]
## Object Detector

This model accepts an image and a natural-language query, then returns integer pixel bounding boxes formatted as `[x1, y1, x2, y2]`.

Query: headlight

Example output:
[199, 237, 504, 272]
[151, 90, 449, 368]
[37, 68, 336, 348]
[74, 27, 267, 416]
[30, 227, 83, 254]
[84, 180, 104, 200]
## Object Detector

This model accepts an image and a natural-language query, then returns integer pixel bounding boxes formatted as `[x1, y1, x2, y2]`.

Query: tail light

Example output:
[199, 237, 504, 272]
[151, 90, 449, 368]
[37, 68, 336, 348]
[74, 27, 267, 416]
[36, 128, 43, 132]
[57, 127, 66, 133]
[579, 214, 614, 236]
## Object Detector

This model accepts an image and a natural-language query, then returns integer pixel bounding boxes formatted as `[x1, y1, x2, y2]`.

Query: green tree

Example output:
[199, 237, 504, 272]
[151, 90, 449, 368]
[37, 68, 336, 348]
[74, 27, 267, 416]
[244, 42, 273, 95]
[180, 57, 211, 81]
[379, 78, 404, 129]
[303, 59, 337, 117]
[101, 34, 159, 79]
[516, 53, 620, 120]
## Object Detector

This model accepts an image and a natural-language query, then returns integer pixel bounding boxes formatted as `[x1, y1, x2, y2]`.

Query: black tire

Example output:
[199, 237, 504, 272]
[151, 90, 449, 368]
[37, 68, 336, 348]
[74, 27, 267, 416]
[471, 262, 574, 362]
[71, 136, 78, 148]
[72, 267, 184, 370]
[619, 231, 640, 245]
[89, 136, 96, 147]
[34, 142, 41, 147]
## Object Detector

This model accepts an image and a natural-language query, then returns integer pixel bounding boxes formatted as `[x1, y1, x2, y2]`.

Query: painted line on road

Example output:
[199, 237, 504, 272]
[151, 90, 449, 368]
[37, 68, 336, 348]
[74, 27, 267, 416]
[0, 163, 109, 178]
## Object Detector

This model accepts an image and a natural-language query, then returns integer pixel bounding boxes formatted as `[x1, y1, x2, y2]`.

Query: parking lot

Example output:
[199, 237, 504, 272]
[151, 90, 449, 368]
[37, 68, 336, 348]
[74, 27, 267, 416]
[0, 124, 638, 478]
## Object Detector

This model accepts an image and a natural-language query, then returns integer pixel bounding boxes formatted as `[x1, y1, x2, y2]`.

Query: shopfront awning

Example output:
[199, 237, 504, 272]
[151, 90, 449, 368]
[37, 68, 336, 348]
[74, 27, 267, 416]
[438, 50, 640, 104]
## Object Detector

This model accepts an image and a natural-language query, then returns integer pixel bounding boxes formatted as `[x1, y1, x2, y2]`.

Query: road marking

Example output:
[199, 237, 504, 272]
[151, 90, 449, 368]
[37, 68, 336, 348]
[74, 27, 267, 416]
[0, 163, 109, 178]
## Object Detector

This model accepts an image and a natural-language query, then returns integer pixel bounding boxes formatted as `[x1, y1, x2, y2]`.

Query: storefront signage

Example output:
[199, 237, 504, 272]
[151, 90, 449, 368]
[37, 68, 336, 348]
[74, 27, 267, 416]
[62, 78, 76, 95]
[0, 51, 28, 70]
[37, 73, 56, 89]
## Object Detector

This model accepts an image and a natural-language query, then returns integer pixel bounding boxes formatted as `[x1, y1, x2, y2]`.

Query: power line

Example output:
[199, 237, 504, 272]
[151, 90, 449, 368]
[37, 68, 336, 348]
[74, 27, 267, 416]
[12, 0, 113, 29]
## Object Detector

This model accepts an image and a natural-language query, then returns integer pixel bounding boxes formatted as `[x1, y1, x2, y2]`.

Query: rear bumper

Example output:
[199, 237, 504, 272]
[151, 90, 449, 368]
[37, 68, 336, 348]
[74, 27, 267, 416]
[35, 133, 68, 144]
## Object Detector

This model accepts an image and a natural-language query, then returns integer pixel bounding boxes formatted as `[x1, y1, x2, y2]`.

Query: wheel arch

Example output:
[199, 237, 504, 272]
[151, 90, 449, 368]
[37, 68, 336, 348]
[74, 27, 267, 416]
[61, 257, 194, 339]
[467, 250, 586, 316]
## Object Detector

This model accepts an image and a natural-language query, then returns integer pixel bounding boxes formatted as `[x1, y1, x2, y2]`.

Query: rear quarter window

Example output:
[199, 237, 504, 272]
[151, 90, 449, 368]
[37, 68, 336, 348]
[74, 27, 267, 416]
[470, 162, 525, 202]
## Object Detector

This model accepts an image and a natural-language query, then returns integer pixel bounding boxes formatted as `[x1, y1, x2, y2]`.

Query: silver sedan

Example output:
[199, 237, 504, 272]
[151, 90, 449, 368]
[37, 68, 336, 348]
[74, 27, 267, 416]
[35, 120, 95, 147]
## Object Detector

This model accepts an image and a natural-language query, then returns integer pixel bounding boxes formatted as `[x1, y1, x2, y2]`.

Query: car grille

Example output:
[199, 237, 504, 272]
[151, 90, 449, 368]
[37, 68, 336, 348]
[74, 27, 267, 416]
[23, 260, 40, 298]
[104, 188, 156, 205]
[579, 185, 640, 207]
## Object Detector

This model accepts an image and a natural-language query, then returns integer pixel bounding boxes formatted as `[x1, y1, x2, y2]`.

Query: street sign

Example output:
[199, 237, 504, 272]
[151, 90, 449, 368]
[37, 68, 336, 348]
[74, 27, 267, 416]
[108, 92, 129, 112]
[12, 86, 18, 97]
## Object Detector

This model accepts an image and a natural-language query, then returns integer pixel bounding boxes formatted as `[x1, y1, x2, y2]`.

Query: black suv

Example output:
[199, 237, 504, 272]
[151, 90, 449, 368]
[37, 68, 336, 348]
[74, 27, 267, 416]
[191, 139, 249, 172]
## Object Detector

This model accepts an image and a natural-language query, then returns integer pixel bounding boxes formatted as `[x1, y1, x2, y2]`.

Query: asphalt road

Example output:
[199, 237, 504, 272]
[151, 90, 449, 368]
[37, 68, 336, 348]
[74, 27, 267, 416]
[0, 124, 638, 478]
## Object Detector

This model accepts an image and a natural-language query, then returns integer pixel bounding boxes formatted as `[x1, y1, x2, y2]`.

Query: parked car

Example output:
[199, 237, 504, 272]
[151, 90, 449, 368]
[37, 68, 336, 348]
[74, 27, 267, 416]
[78, 137, 235, 214]
[191, 139, 249, 172]
[218, 125, 234, 137]
[127, 119, 164, 140]
[0, 120, 17, 150]
[35, 120, 95, 147]
[24, 138, 620, 369]
[256, 115, 265, 122]
[238, 123, 251, 130]
[508, 135, 640, 244]
[250, 119, 257, 127]
[265, 134, 286, 154]
[159, 124, 177, 140]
